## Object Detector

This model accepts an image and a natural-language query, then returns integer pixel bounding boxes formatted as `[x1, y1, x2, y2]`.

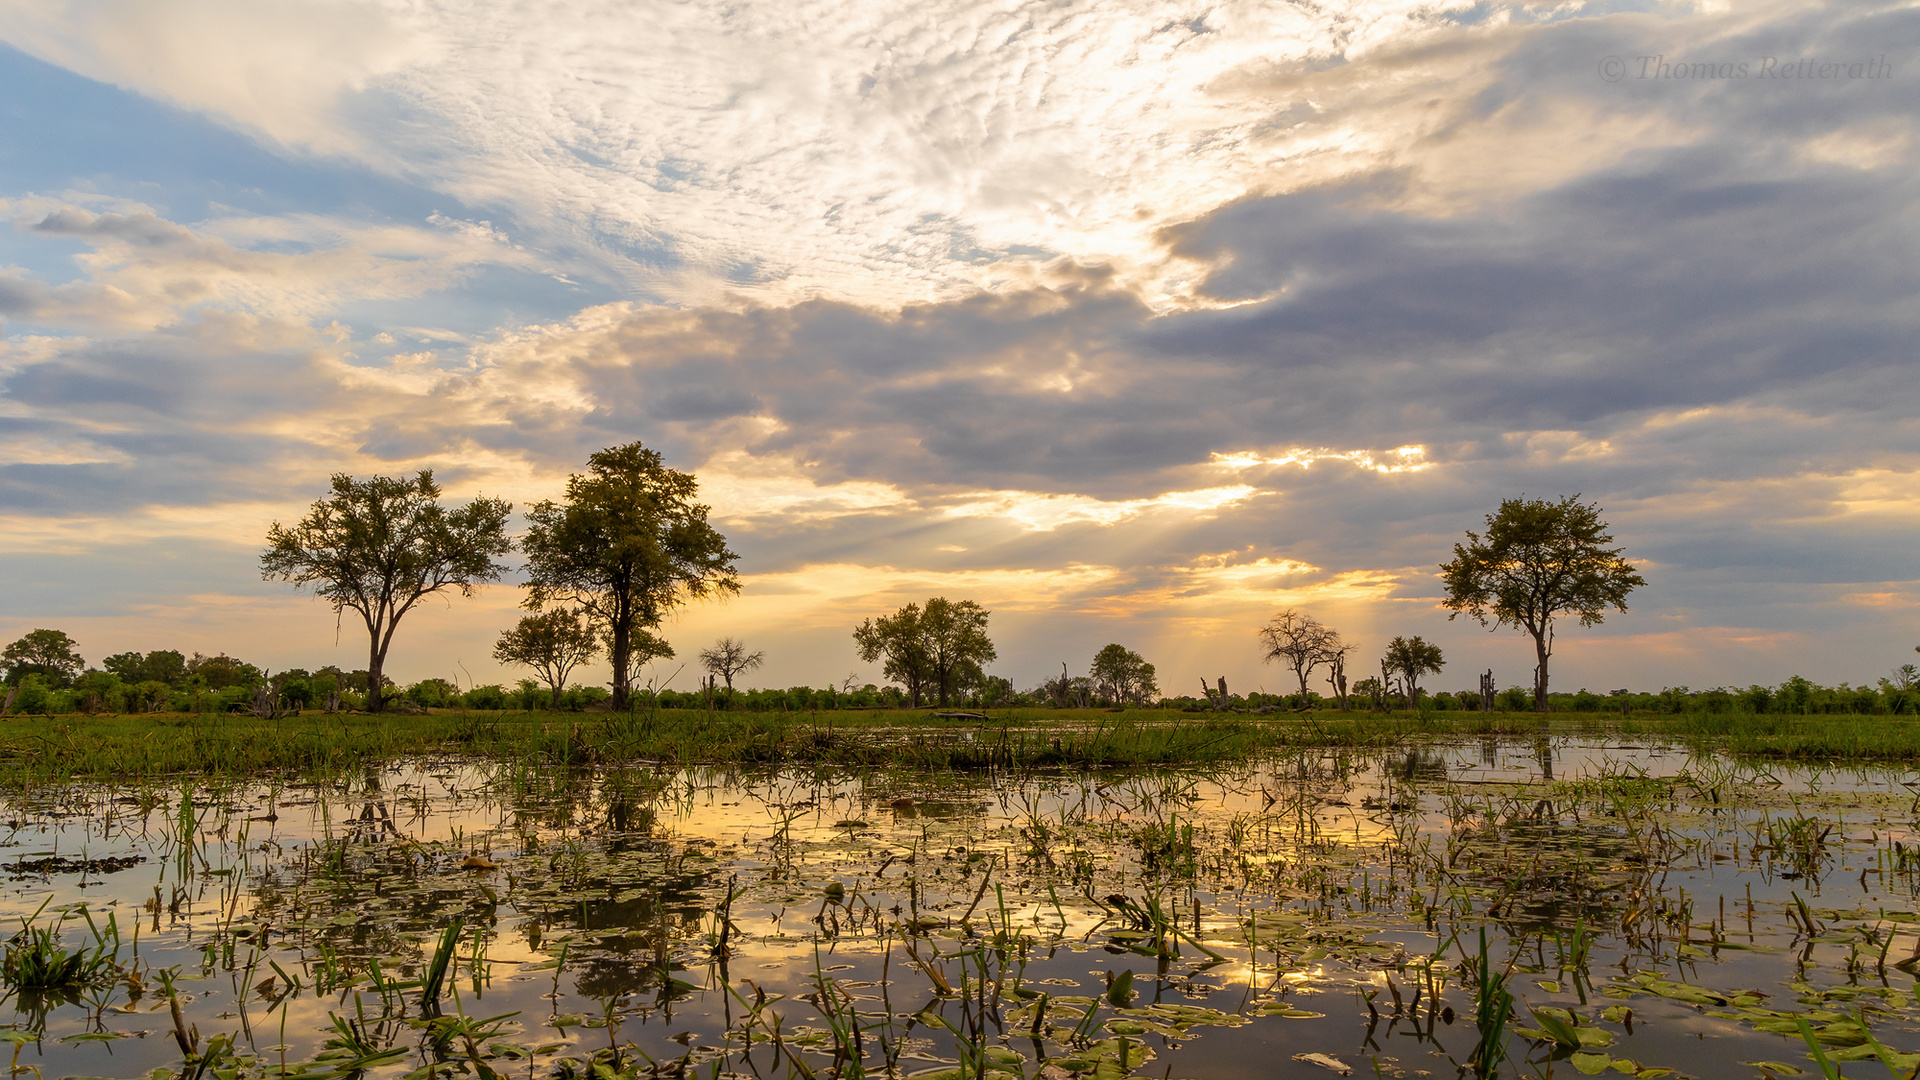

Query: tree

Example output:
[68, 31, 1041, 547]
[1439, 495, 1645, 711]
[699, 637, 765, 702]
[2, 629, 85, 687]
[1257, 610, 1352, 701]
[262, 471, 512, 713]
[856, 604, 930, 705]
[104, 649, 188, 686]
[186, 652, 264, 691]
[1089, 643, 1159, 706]
[1382, 635, 1445, 704]
[521, 443, 739, 710]
[494, 608, 605, 709]
[854, 597, 996, 707]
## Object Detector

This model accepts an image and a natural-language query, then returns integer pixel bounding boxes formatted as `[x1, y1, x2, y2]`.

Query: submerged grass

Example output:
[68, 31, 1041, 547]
[12, 741, 1920, 1080]
[9, 702, 1920, 785]
[0, 707, 1549, 783]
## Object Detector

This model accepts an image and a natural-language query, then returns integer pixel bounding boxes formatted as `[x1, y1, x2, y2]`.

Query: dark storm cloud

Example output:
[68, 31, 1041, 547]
[537, 125, 1916, 512]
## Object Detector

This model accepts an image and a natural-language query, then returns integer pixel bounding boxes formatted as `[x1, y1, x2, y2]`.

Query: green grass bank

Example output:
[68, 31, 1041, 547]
[3, 706, 1916, 784]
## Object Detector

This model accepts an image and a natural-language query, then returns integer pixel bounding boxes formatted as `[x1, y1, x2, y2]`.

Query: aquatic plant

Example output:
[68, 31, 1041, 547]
[1465, 929, 1514, 1079]
[0, 903, 120, 993]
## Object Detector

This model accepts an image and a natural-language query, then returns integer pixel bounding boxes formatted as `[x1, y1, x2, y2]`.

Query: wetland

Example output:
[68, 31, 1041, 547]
[6, 718, 1920, 1080]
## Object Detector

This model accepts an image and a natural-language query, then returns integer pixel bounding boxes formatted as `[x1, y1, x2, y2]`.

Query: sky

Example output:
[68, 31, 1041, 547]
[1, 0, 1916, 699]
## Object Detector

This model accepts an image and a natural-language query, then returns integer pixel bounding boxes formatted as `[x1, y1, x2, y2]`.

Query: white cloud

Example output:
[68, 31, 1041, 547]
[1, 195, 544, 331]
[2, 0, 1562, 306]
[0, 0, 435, 156]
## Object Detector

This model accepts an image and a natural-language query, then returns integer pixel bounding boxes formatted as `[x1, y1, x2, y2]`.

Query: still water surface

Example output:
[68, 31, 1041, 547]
[4, 737, 1919, 1079]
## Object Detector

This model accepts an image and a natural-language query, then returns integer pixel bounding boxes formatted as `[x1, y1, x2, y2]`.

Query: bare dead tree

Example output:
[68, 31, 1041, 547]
[1258, 609, 1353, 705]
[1325, 652, 1350, 710]
[699, 636, 766, 702]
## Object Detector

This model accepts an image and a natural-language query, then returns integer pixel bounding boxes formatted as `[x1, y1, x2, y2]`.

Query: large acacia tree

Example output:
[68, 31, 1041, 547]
[1439, 495, 1645, 711]
[262, 471, 512, 713]
[520, 443, 739, 710]
[854, 597, 996, 707]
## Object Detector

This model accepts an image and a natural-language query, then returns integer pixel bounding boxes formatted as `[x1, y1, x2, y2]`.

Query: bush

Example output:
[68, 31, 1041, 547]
[1497, 686, 1532, 712]
[407, 678, 462, 709]
[8, 677, 51, 716]
[511, 679, 546, 710]
[558, 684, 610, 711]
[279, 678, 314, 709]
[130, 680, 173, 713]
[463, 684, 509, 710]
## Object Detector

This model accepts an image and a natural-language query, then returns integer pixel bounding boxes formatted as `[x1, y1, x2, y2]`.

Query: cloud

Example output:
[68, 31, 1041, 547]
[2, 0, 1919, 691]
[1, 196, 548, 331]
[5, 0, 1576, 306]
[0, 0, 435, 157]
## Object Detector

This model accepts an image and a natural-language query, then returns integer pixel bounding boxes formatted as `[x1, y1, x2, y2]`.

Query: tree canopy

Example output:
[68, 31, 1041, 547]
[1257, 610, 1351, 701]
[1089, 643, 1158, 706]
[2, 629, 85, 687]
[521, 442, 739, 709]
[1439, 494, 1645, 711]
[261, 470, 512, 713]
[103, 649, 187, 687]
[493, 608, 604, 709]
[854, 597, 996, 707]
[1382, 635, 1445, 703]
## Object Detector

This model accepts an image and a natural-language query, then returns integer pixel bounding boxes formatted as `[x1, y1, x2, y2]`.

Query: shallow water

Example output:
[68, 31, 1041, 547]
[4, 737, 1920, 1080]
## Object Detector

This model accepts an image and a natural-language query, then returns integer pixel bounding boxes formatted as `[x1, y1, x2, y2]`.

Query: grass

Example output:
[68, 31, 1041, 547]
[7, 703, 1920, 784]
[0, 707, 1548, 783]
[0, 901, 122, 994]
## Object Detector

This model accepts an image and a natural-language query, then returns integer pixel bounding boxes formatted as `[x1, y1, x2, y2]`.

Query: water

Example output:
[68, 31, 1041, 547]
[4, 737, 1919, 1079]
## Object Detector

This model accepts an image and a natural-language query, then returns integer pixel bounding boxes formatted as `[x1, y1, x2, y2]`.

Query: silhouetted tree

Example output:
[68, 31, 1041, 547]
[494, 608, 607, 709]
[262, 470, 512, 713]
[1440, 495, 1644, 711]
[1089, 643, 1158, 706]
[699, 637, 765, 702]
[102, 649, 188, 686]
[854, 597, 996, 707]
[186, 652, 264, 690]
[1383, 635, 1445, 704]
[1257, 610, 1351, 701]
[521, 443, 739, 710]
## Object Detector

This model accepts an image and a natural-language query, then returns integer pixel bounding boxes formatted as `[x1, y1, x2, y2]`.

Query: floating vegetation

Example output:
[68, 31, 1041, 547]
[0, 737, 1919, 1080]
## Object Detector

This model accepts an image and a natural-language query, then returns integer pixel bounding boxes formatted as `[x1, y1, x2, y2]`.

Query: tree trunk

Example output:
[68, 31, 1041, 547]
[367, 640, 386, 714]
[609, 617, 631, 711]
[1533, 630, 1551, 712]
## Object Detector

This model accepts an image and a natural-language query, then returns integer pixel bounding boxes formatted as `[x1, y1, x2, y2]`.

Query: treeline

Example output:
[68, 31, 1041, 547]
[5, 622, 1917, 719]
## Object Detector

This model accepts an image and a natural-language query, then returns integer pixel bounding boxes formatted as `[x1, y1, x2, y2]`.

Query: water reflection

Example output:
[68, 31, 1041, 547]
[1, 740, 1917, 1080]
